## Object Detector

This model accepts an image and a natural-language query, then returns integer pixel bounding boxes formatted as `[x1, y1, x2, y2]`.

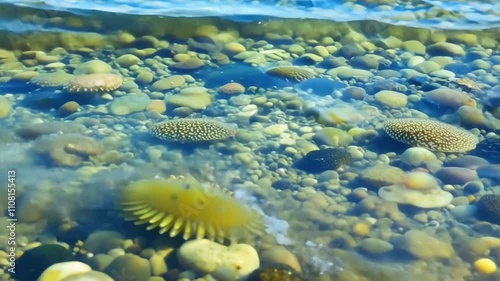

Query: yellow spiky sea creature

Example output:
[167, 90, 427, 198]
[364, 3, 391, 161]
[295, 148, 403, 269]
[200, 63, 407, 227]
[119, 176, 264, 243]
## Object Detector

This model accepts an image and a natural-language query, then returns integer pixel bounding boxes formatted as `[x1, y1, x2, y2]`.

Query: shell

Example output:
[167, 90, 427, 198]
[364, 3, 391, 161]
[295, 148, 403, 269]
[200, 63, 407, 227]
[383, 118, 478, 153]
[150, 119, 235, 143]
[266, 66, 315, 82]
[119, 176, 264, 243]
[65, 73, 123, 93]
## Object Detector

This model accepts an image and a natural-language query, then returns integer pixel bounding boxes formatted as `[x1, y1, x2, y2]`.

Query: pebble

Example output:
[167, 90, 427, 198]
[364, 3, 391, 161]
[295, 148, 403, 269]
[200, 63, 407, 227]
[73, 60, 112, 75]
[109, 93, 151, 115]
[426, 42, 465, 57]
[104, 254, 151, 281]
[401, 147, 437, 167]
[83, 231, 125, 254]
[474, 258, 497, 275]
[59, 101, 80, 115]
[115, 54, 140, 67]
[0, 96, 12, 118]
[313, 127, 353, 146]
[435, 167, 479, 185]
[166, 86, 213, 110]
[263, 124, 288, 136]
[177, 239, 259, 281]
[37, 261, 91, 281]
[150, 75, 186, 91]
[400, 230, 454, 259]
[374, 90, 407, 108]
[358, 238, 393, 255]
[219, 82, 245, 95]
[56, 271, 114, 281]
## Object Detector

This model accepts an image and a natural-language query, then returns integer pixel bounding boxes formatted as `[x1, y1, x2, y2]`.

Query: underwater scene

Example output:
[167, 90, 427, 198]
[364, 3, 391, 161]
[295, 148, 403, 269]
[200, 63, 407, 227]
[0, 0, 500, 280]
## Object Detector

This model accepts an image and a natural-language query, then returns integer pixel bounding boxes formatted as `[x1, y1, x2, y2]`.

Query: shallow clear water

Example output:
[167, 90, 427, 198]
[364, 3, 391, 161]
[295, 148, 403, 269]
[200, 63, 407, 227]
[0, 0, 499, 281]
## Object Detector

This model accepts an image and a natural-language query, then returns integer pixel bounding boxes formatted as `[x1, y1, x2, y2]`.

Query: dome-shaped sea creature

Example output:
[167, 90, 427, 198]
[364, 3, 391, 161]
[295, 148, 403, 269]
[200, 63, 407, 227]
[150, 118, 236, 143]
[383, 118, 478, 153]
[294, 147, 352, 173]
[64, 73, 123, 93]
[119, 176, 264, 243]
[266, 66, 315, 82]
[476, 195, 500, 224]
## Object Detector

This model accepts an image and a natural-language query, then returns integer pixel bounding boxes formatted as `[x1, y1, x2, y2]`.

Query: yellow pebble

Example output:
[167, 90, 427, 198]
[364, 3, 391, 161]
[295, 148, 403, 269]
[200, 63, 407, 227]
[147, 99, 166, 114]
[474, 258, 497, 275]
[351, 221, 371, 237]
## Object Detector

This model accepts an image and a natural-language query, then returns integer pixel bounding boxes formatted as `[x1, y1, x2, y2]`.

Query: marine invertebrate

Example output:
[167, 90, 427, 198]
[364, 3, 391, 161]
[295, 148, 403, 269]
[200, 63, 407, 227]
[383, 118, 478, 153]
[294, 147, 352, 173]
[476, 194, 500, 224]
[119, 176, 264, 243]
[266, 66, 315, 82]
[149, 118, 236, 143]
[64, 73, 123, 93]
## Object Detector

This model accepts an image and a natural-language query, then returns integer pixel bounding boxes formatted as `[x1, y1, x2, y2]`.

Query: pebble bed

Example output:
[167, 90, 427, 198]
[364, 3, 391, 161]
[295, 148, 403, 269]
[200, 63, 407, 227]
[0, 5, 499, 281]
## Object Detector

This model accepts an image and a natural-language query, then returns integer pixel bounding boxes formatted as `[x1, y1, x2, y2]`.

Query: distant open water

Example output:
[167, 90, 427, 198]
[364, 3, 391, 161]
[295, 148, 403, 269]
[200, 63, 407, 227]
[2, 0, 500, 30]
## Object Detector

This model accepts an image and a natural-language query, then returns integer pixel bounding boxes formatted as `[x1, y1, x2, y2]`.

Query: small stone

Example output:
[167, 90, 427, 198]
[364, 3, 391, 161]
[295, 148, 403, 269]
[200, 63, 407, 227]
[435, 167, 479, 185]
[401, 147, 437, 167]
[115, 54, 140, 67]
[223, 42, 246, 56]
[57, 271, 114, 281]
[374, 90, 407, 108]
[0, 96, 12, 118]
[170, 57, 204, 70]
[342, 87, 366, 100]
[109, 93, 151, 116]
[313, 127, 353, 146]
[37, 261, 91, 281]
[218, 82, 245, 95]
[426, 42, 465, 57]
[59, 101, 80, 115]
[146, 100, 166, 114]
[177, 239, 259, 281]
[263, 124, 288, 136]
[166, 86, 213, 110]
[104, 254, 151, 281]
[14, 244, 74, 281]
[400, 230, 454, 259]
[149, 254, 168, 276]
[150, 75, 186, 91]
[360, 164, 405, 188]
[83, 231, 125, 254]
[358, 238, 394, 255]
[73, 60, 112, 75]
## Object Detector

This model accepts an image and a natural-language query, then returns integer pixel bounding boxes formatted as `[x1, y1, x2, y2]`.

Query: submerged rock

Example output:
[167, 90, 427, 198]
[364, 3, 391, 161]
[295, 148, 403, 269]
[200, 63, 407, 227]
[294, 147, 352, 174]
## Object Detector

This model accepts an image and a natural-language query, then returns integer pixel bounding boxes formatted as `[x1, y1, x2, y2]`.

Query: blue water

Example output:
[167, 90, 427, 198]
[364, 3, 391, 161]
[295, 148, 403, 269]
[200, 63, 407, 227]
[2, 0, 500, 30]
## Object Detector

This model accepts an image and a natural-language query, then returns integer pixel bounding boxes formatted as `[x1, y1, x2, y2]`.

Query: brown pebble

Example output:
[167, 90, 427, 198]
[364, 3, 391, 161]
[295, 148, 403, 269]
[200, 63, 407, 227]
[218, 82, 245, 95]
[59, 101, 80, 115]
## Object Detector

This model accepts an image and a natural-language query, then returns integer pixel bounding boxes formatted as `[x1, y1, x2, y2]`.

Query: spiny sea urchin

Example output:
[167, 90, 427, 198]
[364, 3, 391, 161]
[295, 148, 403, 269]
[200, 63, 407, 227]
[266, 66, 315, 82]
[119, 176, 264, 243]
[149, 118, 236, 143]
[383, 118, 478, 153]
[64, 73, 123, 93]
